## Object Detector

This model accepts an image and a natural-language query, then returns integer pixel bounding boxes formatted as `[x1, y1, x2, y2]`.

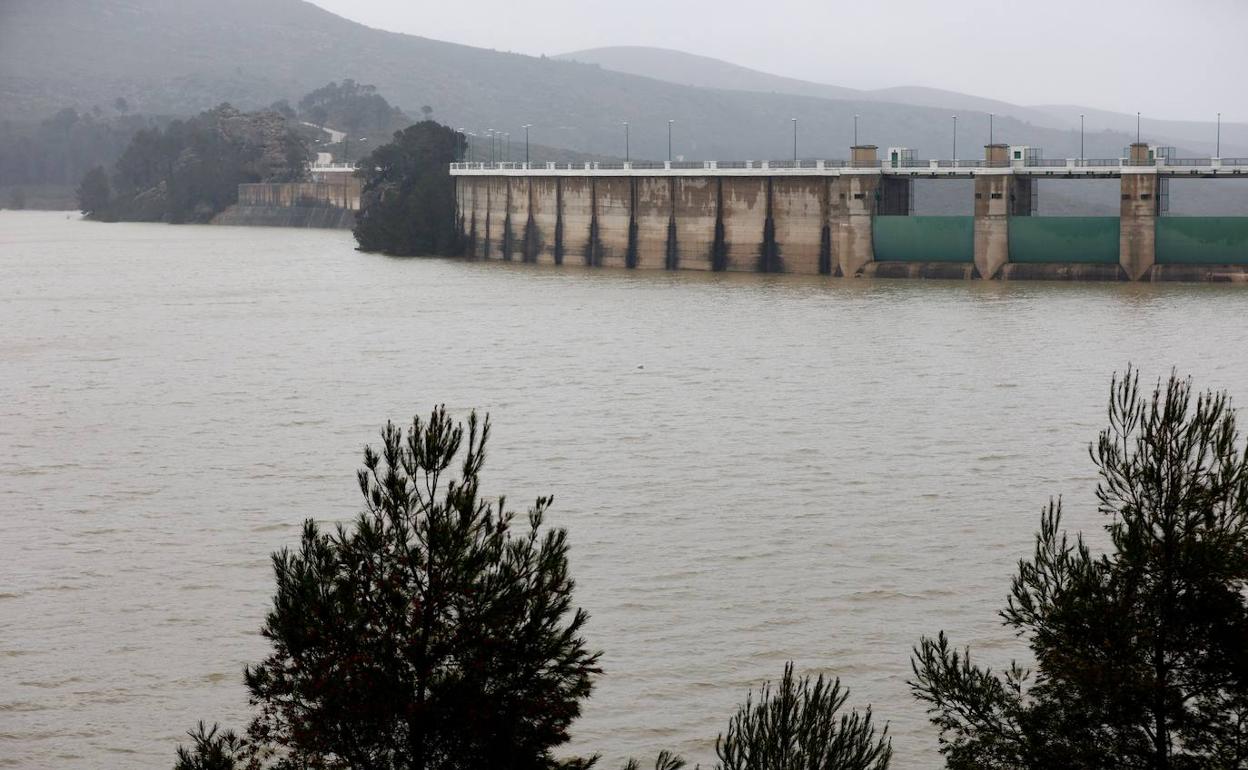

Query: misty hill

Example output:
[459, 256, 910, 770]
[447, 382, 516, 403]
[555, 46, 1060, 129]
[0, 0, 1195, 165]
[558, 46, 1248, 158]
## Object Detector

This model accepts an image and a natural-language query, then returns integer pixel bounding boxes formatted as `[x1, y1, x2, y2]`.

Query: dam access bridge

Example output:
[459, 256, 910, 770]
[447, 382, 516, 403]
[450, 143, 1248, 282]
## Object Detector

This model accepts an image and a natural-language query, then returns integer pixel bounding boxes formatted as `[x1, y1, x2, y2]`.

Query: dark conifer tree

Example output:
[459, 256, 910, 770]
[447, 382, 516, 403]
[177, 407, 600, 770]
[76, 165, 111, 216]
[911, 369, 1248, 769]
[714, 663, 891, 770]
[353, 121, 465, 256]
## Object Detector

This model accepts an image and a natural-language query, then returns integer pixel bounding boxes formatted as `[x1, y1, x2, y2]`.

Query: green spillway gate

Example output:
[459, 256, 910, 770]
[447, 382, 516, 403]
[1008, 217, 1120, 264]
[872, 216, 973, 262]
[1156, 217, 1248, 265]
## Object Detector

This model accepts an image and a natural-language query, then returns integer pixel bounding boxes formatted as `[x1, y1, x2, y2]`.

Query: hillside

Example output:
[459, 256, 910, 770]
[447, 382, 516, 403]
[0, 0, 1188, 163]
[555, 46, 1062, 131]
[558, 46, 1248, 158]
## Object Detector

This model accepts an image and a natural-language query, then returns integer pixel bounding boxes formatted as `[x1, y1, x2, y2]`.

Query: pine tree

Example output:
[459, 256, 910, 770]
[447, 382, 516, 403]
[353, 121, 465, 256]
[714, 663, 891, 770]
[911, 369, 1248, 769]
[177, 407, 601, 770]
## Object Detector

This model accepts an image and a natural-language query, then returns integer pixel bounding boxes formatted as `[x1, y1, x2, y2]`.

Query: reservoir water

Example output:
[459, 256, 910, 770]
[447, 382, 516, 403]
[3, 210, 1248, 769]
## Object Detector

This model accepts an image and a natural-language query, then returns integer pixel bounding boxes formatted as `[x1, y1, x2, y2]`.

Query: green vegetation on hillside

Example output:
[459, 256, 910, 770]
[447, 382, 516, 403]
[0, 0, 1187, 163]
[0, 108, 159, 202]
[299, 79, 410, 137]
[83, 104, 308, 223]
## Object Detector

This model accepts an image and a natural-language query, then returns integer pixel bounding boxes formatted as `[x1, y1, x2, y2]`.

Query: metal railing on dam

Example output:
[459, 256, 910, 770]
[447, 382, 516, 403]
[452, 144, 1248, 283]
[451, 157, 1248, 179]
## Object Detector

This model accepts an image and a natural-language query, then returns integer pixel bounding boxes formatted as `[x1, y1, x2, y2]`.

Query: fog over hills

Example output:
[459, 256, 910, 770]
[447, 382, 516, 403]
[5, 0, 1239, 166]
[558, 46, 1247, 158]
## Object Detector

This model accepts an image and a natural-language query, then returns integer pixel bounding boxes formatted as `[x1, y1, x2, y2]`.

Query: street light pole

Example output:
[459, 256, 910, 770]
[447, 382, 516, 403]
[1217, 112, 1222, 158]
[523, 124, 531, 166]
[1080, 114, 1085, 162]
[623, 122, 629, 163]
[853, 114, 859, 146]
[952, 115, 957, 162]
[667, 119, 673, 162]
[989, 112, 993, 146]
[792, 117, 798, 163]
[505, 132, 510, 163]
[1137, 112, 1141, 145]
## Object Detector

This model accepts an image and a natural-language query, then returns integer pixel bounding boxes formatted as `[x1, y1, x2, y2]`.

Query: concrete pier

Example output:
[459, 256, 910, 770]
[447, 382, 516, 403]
[452, 146, 1248, 282]
[972, 145, 1023, 279]
[832, 147, 882, 276]
[1120, 143, 1161, 281]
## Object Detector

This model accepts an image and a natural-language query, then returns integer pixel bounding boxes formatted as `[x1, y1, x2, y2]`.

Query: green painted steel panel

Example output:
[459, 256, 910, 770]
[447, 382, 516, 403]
[872, 216, 973, 263]
[1008, 217, 1120, 264]
[1157, 217, 1248, 265]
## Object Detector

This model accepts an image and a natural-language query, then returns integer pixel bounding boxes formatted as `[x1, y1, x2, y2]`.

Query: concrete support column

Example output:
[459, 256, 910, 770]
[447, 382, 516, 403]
[1119, 143, 1159, 280]
[831, 145, 879, 276]
[973, 144, 1013, 279]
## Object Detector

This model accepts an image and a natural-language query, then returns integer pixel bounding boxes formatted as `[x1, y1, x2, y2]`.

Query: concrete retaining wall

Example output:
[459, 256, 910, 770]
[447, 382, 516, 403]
[213, 204, 354, 229]
[239, 181, 360, 210]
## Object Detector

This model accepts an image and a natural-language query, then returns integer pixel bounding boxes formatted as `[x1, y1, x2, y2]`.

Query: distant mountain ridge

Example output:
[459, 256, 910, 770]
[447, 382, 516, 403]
[1, 0, 1242, 163]
[556, 46, 1247, 157]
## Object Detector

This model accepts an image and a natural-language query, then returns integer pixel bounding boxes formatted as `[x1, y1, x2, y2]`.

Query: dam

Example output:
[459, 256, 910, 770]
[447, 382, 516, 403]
[451, 143, 1248, 281]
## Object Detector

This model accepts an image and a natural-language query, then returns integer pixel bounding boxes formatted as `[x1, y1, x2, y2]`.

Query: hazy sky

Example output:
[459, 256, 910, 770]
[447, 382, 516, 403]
[306, 0, 1246, 122]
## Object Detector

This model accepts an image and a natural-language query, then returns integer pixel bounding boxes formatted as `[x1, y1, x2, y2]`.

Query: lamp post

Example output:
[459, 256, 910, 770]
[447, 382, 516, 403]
[1080, 114, 1085, 162]
[989, 112, 993, 146]
[667, 119, 674, 162]
[792, 117, 798, 163]
[488, 130, 494, 163]
[1217, 112, 1222, 158]
[853, 113, 859, 146]
[623, 122, 630, 162]
[1136, 112, 1141, 145]
[523, 124, 531, 165]
[504, 132, 510, 163]
[952, 115, 957, 162]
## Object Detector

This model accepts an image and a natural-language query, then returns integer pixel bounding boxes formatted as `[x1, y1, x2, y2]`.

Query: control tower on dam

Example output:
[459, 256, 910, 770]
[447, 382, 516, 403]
[451, 143, 1248, 282]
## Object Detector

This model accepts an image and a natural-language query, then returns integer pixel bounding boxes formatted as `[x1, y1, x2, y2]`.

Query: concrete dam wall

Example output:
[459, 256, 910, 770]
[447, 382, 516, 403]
[454, 144, 1248, 282]
[217, 179, 360, 230]
[213, 204, 355, 229]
